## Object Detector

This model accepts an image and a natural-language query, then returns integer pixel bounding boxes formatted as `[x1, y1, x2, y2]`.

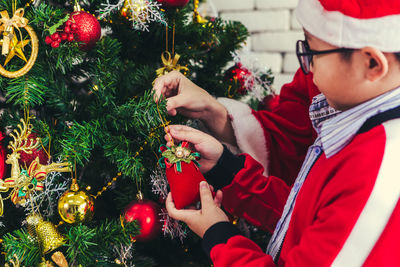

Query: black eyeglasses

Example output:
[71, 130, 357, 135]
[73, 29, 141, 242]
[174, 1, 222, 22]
[296, 40, 354, 75]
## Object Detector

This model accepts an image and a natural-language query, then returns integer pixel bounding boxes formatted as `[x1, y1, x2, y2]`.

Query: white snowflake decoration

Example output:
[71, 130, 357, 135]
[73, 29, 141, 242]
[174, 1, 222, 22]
[150, 167, 187, 241]
[98, 0, 166, 32]
[24, 158, 69, 217]
[231, 52, 275, 102]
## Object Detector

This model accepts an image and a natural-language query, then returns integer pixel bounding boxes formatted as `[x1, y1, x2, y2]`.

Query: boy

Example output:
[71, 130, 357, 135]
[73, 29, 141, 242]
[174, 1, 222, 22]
[165, 0, 400, 266]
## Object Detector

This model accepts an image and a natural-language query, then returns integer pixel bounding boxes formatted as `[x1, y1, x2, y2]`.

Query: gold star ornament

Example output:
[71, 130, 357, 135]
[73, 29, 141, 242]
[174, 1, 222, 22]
[0, 8, 39, 78]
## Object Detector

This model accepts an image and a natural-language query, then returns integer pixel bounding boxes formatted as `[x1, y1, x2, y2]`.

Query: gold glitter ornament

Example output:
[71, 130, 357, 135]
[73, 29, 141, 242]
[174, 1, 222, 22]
[38, 257, 54, 267]
[26, 212, 42, 240]
[121, 0, 148, 22]
[57, 183, 95, 224]
[36, 219, 65, 255]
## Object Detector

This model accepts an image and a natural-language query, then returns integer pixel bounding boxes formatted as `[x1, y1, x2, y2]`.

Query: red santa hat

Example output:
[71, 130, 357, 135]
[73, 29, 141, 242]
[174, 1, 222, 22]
[295, 0, 400, 52]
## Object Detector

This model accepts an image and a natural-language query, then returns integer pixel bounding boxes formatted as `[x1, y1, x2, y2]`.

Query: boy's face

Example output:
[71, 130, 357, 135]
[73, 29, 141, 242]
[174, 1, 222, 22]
[305, 31, 380, 110]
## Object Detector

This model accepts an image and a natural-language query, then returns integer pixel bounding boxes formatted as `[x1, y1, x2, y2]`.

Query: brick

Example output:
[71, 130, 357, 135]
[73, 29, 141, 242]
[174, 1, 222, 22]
[252, 31, 303, 52]
[291, 10, 302, 29]
[272, 73, 295, 93]
[283, 53, 299, 73]
[255, 0, 298, 9]
[213, 0, 255, 12]
[221, 10, 290, 32]
[250, 52, 282, 73]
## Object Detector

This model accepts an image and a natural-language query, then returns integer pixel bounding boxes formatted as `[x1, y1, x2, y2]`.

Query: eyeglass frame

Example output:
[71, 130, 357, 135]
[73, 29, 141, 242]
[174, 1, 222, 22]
[296, 40, 354, 75]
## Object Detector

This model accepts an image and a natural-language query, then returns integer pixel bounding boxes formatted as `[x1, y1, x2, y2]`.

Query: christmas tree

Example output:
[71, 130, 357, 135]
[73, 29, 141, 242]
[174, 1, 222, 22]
[0, 0, 273, 265]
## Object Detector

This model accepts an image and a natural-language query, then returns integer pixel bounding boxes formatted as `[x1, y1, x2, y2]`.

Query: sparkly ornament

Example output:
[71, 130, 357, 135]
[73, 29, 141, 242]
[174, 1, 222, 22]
[156, 0, 189, 8]
[19, 133, 49, 166]
[51, 251, 69, 267]
[99, 0, 165, 32]
[35, 217, 66, 254]
[1, 118, 71, 209]
[124, 197, 162, 242]
[224, 63, 254, 95]
[0, 8, 39, 78]
[57, 183, 95, 224]
[159, 141, 205, 209]
[66, 11, 101, 51]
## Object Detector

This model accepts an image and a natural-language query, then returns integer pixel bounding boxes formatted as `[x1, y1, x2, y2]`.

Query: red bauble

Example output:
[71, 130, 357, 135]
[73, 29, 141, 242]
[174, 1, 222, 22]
[224, 63, 254, 95]
[18, 134, 49, 166]
[68, 11, 101, 51]
[124, 199, 162, 242]
[156, 0, 190, 8]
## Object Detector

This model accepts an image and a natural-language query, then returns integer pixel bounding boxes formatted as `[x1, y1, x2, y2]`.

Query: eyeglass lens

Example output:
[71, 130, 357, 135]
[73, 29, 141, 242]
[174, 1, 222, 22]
[297, 41, 311, 74]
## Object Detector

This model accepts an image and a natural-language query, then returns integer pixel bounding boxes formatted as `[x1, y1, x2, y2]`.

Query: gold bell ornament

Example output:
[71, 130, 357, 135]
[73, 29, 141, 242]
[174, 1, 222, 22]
[36, 218, 66, 255]
[58, 182, 95, 224]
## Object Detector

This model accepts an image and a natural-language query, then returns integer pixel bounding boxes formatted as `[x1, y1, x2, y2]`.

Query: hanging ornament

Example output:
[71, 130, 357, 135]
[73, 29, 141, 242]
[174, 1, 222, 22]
[124, 193, 162, 242]
[193, 0, 207, 24]
[156, 0, 189, 8]
[18, 133, 49, 166]
[38, 258, 54, 267]
[65, 10, 101, 51]
[224, 63, 254, 96]
[98, 0, 165, 32]
[51, 251, 69, 267]
[159, 141, 206, 209]
[0, 8, 39, 78]
[36, 218, 66, 255]
[155, 51, 188, 78]
[57, 183, 95, 224]
[0, 118, 71, 211]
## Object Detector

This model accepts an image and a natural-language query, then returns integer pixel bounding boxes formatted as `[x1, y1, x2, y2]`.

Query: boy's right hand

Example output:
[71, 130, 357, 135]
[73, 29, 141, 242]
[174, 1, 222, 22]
[165, 125, 223, 173]
[153, 71, 222, 120]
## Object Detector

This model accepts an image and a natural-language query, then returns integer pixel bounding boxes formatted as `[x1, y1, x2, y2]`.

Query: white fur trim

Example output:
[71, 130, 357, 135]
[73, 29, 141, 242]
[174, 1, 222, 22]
[296, 0, 400, 52]
[332, 119, 400, 266]
[217, 97, 268, 175]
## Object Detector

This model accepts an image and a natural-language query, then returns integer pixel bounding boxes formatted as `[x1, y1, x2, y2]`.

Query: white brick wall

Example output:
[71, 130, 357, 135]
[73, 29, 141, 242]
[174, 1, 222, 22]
[211, 0, 300, 92]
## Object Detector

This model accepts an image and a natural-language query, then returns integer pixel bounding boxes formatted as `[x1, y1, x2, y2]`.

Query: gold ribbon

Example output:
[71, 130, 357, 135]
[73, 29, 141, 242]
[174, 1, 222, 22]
[156, 51, 189, 78]
[0, 8, 28, 55]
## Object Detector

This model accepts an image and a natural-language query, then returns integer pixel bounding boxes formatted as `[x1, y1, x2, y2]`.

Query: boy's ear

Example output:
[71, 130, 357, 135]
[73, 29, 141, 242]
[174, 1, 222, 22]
[360, 47, 388, 81]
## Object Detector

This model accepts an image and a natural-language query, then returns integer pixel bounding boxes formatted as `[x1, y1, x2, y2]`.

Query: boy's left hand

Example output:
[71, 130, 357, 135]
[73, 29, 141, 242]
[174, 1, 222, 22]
[166, 181, 229, 238]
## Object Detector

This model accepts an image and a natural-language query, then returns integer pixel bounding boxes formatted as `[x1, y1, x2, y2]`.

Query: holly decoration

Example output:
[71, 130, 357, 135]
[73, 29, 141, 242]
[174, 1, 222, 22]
[224, 63, 254, 95]
[159, 142, 206, 209]
[124, 198, 162, 242]
[156, 0, 189, 8]
[45, 11, 101, 51]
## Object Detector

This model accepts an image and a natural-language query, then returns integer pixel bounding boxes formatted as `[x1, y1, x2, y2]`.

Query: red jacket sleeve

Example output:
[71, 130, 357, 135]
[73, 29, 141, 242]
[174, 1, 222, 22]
[218, 68, 319, 185]
[254, 69, 320, 184]
[205, 147, 290, 233]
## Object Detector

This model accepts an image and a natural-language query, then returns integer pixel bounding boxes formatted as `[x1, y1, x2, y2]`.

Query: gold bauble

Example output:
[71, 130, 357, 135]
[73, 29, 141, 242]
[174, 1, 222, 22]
[36, 220, 65, 255]
[26, 213, 42, 240]
[58, 186, 95, 224]
[120, 0, 148, 21]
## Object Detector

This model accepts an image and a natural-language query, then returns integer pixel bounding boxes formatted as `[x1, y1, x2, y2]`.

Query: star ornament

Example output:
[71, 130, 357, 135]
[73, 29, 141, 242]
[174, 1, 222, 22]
[2, 34, 30, 66]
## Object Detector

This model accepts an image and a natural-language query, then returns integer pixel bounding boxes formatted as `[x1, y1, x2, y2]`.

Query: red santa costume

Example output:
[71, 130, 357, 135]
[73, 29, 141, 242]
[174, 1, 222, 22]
[202, 0, 400, 266]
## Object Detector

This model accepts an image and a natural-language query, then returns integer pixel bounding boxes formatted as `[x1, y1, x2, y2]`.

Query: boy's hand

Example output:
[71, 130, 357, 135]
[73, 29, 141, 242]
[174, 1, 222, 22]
[165, 125, 223, 173]
[153, 71, 224, 120]
[166, 181, 228, 238]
